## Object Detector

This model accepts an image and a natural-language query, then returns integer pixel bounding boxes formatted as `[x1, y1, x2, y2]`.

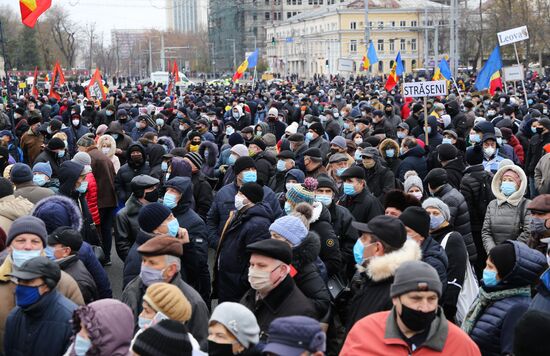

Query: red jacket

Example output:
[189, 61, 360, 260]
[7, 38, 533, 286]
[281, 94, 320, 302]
[507, 134, 525, 165]
[341, 310, 480, 356]
[85, 172, 100, 226]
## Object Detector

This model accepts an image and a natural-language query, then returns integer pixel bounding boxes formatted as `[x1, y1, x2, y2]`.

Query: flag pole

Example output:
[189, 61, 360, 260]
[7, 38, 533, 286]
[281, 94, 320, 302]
[513, 43, 529, 108]
[451, 77, 463, 99]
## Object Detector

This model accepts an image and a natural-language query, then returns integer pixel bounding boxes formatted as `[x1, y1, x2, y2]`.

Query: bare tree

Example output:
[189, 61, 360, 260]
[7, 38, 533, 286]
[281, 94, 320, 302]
[47, 6, 78, 67]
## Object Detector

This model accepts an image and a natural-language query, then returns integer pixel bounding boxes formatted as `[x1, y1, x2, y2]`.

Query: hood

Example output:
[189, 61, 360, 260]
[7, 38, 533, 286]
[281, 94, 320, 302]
[255, 150, 277, 165]
[199, 140, 219, 168]
[0, 195, 33, 222]
[379, 138, 399, 155]
[243, 202, 273, 221]
[147, 144, 165, 167]
[491, 164, 527, 206]
[427, 116, 439, 136]
[165, 177, 194, 212]
[403, 145, 425, 158]
[97, 135, 117, 157]
[292, 231, 321, 270]
[445, 100, 460, 117]
[170, 158, 192, 178]
[127, 143, 146, 169]
[497, 240, 547, 288]
[72, 299, 134, 355]
[158, 136, 175, 154]
[59, 161, 84, 197]
[32, 195, 83, 234]
[106, 121, 124, 135]
[366, 240, 422, 282]
[310, 202, 330, 224]
[254, 121, 269, 133]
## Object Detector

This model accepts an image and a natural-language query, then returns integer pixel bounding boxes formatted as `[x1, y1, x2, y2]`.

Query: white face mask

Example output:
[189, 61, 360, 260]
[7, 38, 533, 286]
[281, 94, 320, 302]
[484, 147, 496, 158]
[410, 191, 423, 200]
[248, 265, 284, 294]
[285, 183, 296, 191]
[101, 147, 110, 155]
[234, 194, 247, 211]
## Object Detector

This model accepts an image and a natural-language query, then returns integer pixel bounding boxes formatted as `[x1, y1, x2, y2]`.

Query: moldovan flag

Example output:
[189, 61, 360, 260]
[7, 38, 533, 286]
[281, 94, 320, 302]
[49, 61, 65, 100]
[385, 52, 404, 91]
[86, 69, 107, 101]
[474, 46, 503, 95]
[31, 67, 39, 97]
[362, 42, 379, 70]
[232, 49, 259, 82]
[20, 0, 51, 28]
[166, 61, 180, 96]
[433, 59, 452, 81]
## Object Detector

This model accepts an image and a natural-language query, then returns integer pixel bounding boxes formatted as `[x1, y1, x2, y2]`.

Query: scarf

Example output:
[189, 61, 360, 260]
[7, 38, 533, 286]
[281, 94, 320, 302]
[462, 285, 531, 334]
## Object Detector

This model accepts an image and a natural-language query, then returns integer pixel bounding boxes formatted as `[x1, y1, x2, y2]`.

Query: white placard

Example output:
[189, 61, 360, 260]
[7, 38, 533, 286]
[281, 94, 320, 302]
[403, 80, 447, 98]
[337, 58, 354, 72]
[497, 26, 529, 46]
[502, 65, 525, 82]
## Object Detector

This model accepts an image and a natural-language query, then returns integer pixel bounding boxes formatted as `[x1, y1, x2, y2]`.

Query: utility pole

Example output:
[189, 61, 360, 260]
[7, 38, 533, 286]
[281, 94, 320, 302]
[363, 0, 369, 47]
[434, 25, 439, 63]
[227, 39, 236, 71]
[88, 25, 94, 74]
[161, 32, 165, 72]
[210, 42, 215, 79]
[424, 8, 429, 68]
[148, 38, 153, 76]
[450, 0, 459, 78]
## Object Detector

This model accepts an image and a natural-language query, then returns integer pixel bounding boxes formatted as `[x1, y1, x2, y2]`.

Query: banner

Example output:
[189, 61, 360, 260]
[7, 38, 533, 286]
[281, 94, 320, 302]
[48, 61, 65, 100]
[86, 68, 107, 101]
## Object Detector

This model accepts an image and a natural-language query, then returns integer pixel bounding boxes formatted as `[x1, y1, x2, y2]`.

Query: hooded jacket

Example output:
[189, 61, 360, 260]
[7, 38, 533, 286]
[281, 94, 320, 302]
[418, 116, 443, 149]
[364, 160, 396, 203]
[165, 177, 211, 304]
[0, 195, 33, 233]
[198, 140, 219, 178]
[443, 158, 466, 190]
[105, 121, 132, 165]
[379, 138, 402, 175]
[253, 150, 276, 186]
[460, 164, 494, 232]
[338, 187, 384, 225]
[86, 145, 118, 209]
[147, 143, 165, 181]
[115, 143, 150, 204]
[33, 148, 66, 178]
[214, 202, 273, 303]
[482, 165, 531, 252]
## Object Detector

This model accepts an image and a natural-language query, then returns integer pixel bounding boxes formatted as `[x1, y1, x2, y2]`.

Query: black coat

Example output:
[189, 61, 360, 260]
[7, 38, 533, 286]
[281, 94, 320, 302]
[58, 255, 98, 304]
[214, 203, 272, 303]
[460, 165, 494, 232]
[309, 203, 342, 278]
[328, 202, 359, 280]
[240, 275, 318, 342]
[338, 188, 383, 224]
[33, 148, 66, 178]
[191, 172, 214, 222]
[420, 236, 448, 293]
[444, 158, 466, 190]
[526, 131, 550, 175]
[253, 151, 276, 186]
[114, 194, 143, 261]
[364, 162, 395, 203]
[396, 145, 428, 181]
[115, 143, 150, 204]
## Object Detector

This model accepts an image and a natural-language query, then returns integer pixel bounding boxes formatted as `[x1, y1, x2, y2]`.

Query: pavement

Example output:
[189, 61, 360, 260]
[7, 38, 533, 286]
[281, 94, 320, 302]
[105, 242, 124, 299]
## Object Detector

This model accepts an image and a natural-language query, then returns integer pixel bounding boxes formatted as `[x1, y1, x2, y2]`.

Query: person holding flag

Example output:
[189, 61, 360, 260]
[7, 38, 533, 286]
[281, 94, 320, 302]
[474, 46, 503, 95]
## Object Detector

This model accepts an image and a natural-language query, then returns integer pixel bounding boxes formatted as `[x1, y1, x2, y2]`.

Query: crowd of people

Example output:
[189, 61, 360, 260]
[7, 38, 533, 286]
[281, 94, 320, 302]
[0, 74, 549, 355]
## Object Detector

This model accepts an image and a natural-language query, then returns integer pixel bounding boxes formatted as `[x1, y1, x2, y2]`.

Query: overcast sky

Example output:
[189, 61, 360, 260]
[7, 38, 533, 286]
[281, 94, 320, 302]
[0, 0, 167, 43]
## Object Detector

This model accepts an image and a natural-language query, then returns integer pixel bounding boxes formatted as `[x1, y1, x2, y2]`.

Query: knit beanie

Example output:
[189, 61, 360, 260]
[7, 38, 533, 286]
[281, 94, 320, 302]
[403, 171, 423, 193]
[132, 319, 193, 356]
[390, 261, 442, 298]
[0, 177, 14, 198]
[76, 133, 95, 148]
[502, 169, 521, 187]
[143, 283, 192, 323]
[33, 161, 52, 178]
[228, 132, 244, 146]
[309, 122, 324, 136]
[399, 206, 430, 238]
[184, 152, 203, 169]
[72, 152, 92, 167]
[47, 138, 65, 150]
[422, 198, 451, 222]
[466, 144, 484, 165]
[8, 215, 48, 246]
[210, 302, 260, 348]
[269, 216, 308, 246]
[438, 143, 458, 162]
[138, 202, 172, 233]
[489, 242, 516, 279]
[234, 156, 256, 176]
[286, 177, 317, 205]
[10, 163, 33, 184]
[424, 168, 448, 189]
[231, 144, 249, 159]
[239, 182, 264, 204]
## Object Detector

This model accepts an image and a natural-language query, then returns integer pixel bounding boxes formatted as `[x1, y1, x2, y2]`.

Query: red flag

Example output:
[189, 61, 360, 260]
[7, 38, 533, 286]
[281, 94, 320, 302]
[20, 0, 51, 28]
[31, 66, 39, 97]
[86, 68, 107, 101]
[384, 64, 398, 91]
[48, 61, 66, 100]
[166, 61, 180, 96]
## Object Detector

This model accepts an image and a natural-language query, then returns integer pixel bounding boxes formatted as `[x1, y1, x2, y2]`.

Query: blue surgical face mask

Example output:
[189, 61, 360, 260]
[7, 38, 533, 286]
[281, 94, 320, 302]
[315, 194, 332, 206]
[156, 118, 164, 127]
[532, 126, 538, 134]
[242, 171, 257, 183]
[44, 246, 56, 261]
[276, 160, 286, 172]
[163, 193, 178, 209]
[343, 182, 357, 196]
[343, 123, 349, 130]
[111, 134, 119, 140]
[74, 334, 92, 356]
[167, 218, 179, 237]
[469, 133, 481, 143]
[227, 154, 237, 165]
[397, 131, 406, 139]
[501, 181, 517, 196]
[442, 138, 452, 145]
[161, 162, 168, 172]
[483, 269, 498, 287]
[33, 174, 47, 186]
[284, 201, 292, 215]
[12, 249, 41, 267]
[57, 150, 65, 158]
[138, 316, 152, 330]
[496, 137, 503, 146]
[427, 127, 432, 134]
[15, 284, 42, 308]
[429, 214, 445, 230]
[336, 167, 347, 177]
[140, 264, 165, 287]
[305, 132, 314, 141]
[385, 149, 395, 158]
[354, 150, 362, 161]
[353, 239, 364, 265]
[77, 180, 88, 194]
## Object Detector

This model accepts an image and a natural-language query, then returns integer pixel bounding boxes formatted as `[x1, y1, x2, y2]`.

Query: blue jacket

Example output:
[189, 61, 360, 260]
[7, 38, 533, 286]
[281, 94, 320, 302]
[130, 125, 155, 141]
[78, 242, 112, 299]
[530, 268, 550, 313]
[469, 240, 546, 356]
[421, 236, 448, 294]
[4, 291, 77, 356]
[396, 145, 427, 181]
[214, 203, 273, 302]
[165, 177, 211, 303]
[63, 124, 90, 156]
[206, 183, 283, 248]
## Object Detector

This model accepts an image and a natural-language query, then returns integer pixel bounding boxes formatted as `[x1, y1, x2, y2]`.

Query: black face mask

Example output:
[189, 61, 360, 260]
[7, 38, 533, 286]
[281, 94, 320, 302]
[399, 301, 436, 332]
[207, 340, 234, 356]
[143, 189, 159, 203]
[131, 156, 144, 165]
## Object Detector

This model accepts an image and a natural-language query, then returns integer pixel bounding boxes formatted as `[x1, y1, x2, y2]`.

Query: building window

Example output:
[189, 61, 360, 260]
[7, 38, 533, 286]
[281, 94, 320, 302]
[389, 39, 395, 52]
[287, 12, 292, 18]
[377, 21, 384, 29]
[350, 21, 357, 30]
[411, 39, 417, 51]
[378, 61, 383, 72]
[391, 21, 395, 27]
[350, 40, 357, 52]
[266, 0, 270, 5]
[400, 39, 406, 51]
[253, 14, 257, 21]
[400, 20, 406, 27]
[411, 20, 417, 27]
[377, 39, 384, 52]
[265, 12, 270, 20]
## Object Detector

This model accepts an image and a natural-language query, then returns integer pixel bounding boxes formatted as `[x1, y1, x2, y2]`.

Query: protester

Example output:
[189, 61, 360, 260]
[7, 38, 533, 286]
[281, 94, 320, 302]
[11, 162, 54, 204]
[264, 316, 326, 356]
[208, 302, 260, 355]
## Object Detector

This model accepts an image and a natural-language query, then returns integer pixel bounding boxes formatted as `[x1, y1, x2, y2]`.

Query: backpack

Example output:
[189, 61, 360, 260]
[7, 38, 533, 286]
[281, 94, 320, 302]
[441, 232, 479, 325]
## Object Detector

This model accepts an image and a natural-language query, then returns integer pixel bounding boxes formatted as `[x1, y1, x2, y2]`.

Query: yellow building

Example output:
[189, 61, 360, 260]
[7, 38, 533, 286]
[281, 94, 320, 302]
[265, 0, 450, 77]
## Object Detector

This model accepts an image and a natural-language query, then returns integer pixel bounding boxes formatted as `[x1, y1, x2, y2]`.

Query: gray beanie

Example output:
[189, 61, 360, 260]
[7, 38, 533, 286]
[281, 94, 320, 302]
[404, 172, 424, 193]
[209, 302, 260, 348]
[390, 260, 442, 298]
[422, 197, 451, 222]
[7, 215, 48, 246]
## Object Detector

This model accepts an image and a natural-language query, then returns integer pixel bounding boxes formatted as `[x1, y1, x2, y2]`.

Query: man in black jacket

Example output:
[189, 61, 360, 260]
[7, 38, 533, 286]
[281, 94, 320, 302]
[338, 166, 383, 224]
[360, 147, 395, 203]
[183, 152, 214, 221]
[115, 143, 151, 204]
[438, 143, 465, 190]
[249, 138, 276, 186]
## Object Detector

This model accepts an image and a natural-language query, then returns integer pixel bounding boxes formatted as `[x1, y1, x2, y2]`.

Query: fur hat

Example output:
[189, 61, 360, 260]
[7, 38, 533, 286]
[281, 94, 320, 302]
[384, 190, 421, 212]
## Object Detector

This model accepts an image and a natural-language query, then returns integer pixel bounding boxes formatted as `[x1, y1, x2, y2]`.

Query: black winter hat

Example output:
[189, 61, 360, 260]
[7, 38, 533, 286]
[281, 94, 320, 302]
[234, 156, 256, 177]
[250, 137, 266, 151]
[513, 310, 550, 356]
[309, 122, 324, 136]
[399, 206, 431, 238]
[384, 190, 421, 212]
[10, 163, 33, 184]
[352, 215, 406, 249]
[466, 144, 484, 165]
[138, 202, 172, 233]
[47, 138, 65, 151]
[0, 178, 14, 199]
[424, 168, 448, 189]
[340, 166, 365, 180]
[239, 182, 264, 204]
[489, 242, 516, 280]
[438, 143, 458, 162]
[247, 239, 292, 264]
[132, 319, 193, 356]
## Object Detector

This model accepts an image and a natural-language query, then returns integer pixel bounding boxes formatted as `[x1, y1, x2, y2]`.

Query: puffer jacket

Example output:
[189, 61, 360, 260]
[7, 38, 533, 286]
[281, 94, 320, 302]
[309, 202, 342, 278]
[213, 203, 272, 303]
[420, 236, 448, 293]
[198, 140, 219, 178]
[465, 240, 546, 356]
[114, 194, 143, 261]
[481, 165, 531, 253]
[460, 164, 494, 232]
[433, 183, 477, 262]
[534, 152, 550, 194]
[443, 158, 466, 190]
[291, 232, 331, 322]
[530, 268, 550, 313]
[84, 172, 100, 226]
[253, 150, 276, 186]
[115, 143, 150, 204]
[396, 145, 428, 181]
